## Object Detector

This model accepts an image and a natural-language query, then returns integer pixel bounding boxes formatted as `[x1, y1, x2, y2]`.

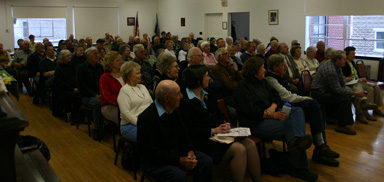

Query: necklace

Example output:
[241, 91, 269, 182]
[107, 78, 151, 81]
[130, 85, 145, 99]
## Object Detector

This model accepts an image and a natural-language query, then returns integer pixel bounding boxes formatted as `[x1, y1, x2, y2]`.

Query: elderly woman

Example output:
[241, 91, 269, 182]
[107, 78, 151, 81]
[0, 43, 12, 71]
[98, 47, 106, 65]
[234, 57, 318, 181]
[180, 65, 261, 182]
[304, 46, 320, 74]
[117, 61, 153, 142]
[54, 50, 79, 124]
[265, 54, 340, 167]
[291, 46, 308, 74]
[118, 44, 133, 62]
[112, 38, 124, 51]
[99, 51, 124, 123]
[153, 53, 180, 93]
[201, 41, 218, 70]
[164, 40, 176, 58]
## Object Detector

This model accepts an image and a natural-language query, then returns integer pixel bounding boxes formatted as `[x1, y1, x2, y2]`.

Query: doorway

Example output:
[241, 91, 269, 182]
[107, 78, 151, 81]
[204, 13, 223, 40]
[228, 12, 250, 42]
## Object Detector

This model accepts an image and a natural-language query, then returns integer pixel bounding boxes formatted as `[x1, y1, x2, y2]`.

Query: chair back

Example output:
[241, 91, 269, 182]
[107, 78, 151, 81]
[356, 60, 367, 78]
[301, 70, 312, 95]
[217, 99, 231, 124]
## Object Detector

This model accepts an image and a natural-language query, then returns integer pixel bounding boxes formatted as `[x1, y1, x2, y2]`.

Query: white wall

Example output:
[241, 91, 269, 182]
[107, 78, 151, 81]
[0, 0, 157, 49]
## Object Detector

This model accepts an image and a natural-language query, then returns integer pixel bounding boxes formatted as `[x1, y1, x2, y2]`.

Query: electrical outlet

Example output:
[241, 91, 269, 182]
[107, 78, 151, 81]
[5, 29, 9, 33]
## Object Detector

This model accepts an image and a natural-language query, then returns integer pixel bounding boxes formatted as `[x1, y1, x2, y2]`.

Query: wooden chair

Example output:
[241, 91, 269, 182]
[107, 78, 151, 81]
[356, 60, 384, 87]
[102, 106, 119, 152]
[301, 70, 312, 96]
[114, 107, 138, 180]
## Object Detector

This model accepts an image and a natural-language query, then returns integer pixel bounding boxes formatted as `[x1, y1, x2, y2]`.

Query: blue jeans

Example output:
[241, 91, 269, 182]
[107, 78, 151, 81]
[82, 97, 102, 130]
[120, 124, 137, 142]
[252, 107, 309, 168]
[144, 151, 213, 182]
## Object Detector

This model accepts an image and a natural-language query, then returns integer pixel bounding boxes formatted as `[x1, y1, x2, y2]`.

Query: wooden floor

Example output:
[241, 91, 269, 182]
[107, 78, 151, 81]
[12, 93, 384, 182]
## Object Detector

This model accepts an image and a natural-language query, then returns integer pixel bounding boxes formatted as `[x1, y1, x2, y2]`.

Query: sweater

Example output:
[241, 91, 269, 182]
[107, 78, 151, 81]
[100, 72, 124, 107]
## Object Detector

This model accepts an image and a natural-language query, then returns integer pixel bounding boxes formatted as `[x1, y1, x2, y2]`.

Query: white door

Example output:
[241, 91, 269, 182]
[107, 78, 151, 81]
[205, 13, 223, 40]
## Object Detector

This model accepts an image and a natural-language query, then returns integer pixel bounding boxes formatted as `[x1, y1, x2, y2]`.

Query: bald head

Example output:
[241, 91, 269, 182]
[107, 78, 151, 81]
[317, 41, 325, 52]
[155, 80, 183, 111]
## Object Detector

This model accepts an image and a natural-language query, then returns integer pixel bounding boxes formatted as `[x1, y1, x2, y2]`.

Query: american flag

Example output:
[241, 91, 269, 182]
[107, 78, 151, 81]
[134, 11, 139, 37]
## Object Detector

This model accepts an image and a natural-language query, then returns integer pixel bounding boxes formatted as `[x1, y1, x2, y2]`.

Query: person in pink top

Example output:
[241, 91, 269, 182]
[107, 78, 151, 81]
[200, 41, 217, 70]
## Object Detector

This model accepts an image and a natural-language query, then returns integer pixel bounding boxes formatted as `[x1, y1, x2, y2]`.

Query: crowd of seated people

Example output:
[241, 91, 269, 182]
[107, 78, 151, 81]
[3, 31, 384, 182]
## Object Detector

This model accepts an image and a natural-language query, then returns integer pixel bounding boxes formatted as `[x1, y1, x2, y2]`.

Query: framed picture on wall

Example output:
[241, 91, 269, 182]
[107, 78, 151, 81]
[268, 10, 278, 25]
[181, 18, 185, 26]
[222, 21, 227, 30]
[127, 17, 135, 26]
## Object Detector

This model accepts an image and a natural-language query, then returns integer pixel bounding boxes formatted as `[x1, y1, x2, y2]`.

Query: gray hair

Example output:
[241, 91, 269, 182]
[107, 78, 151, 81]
[85, 47, 98, 55]
[187, 47, 200, 62]
[257, 44, 265, 50]
[267, 54, 285, 72]
[133, 44, 144, 53]
[325, 47, 336, 58]
[57, 50, 71, 64]
[271, 40, 279, 47]
[215, 48, 225, 61]
[226, 36, 233, 42]
[120, 61, 141, 82]
[306, 46, 316, 55]
[331, 50, 346, 62]
[157, 52, 176, 74]
[200, 41, 209, 50]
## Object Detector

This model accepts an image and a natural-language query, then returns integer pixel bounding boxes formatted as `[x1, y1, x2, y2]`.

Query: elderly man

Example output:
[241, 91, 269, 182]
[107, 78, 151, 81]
[278, 42, 302, 94]
[133, 44, 154, 91]
[190, 32, 197, 46]
[27, 42, 45, 104]
[240, 39, 248, 53]
[86, 37, 93, 48]
[150, 36, 164, 55]
[315, 41, 326, 63]
[96, 39, 109, 54]
[137, 80, 213, 182]
[76, 47, 104, 140]
[69, 34, 78, 46]
[212, 48, 242, 106]
[39, 44, 57, 88]
[13, 40, 34, 96]
[216, 38, 226, 49]
[256, 44, 267, 68]
[240, 41, 256, 63]
[341, 47, 383, 122]
[103, 32, 114, 45]
[311, 50, 371, 135]
[43, 38, 50, 45]
[266, 40, 279, 58]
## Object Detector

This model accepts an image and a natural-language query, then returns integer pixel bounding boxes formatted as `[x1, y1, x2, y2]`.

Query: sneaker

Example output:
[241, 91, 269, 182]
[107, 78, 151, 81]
[373, 109, 384, 117]
[316, 144, 340, 158]
[287, 135, 313, 152]
[335, 126, 357, 135]
[290, 168, 318, 181]
[360, 100, 377, 110]
[92, 129, 101, 141]
[312, 153, 340, 167]
[356, 114, 369, 124]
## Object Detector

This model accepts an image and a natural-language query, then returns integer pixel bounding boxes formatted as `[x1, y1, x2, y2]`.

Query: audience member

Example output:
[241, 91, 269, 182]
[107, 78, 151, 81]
[39, 44, 57, 88]
[209, 37, 218, 53]
[68, 34, 78, 46]
[265, 40, 279, 58]
[164, 40, 176, 58]
[315, 41, 326, 63]
[137, 80, 213, 182]
[66, 39, 74, 53]
[240, 41, 256, 63]
[234, 57, 318, 181]
[311, 50, 370, 135]
[76, 47, 104, 140]
[303, 46, 319, 74]
[119, 44, 133, 62]
[190, 32, 197, 46]
[54, 50, 79, 124]
[13, 40, 34, 96]
[180, 65, 261, 182]
[112, 38, 124, 51]
[201, 41, 218, 70]
[86, 37, 93, 48]
[71, 45, 87, 68]
[278, 42, 302, 94]
[150, 36, 164, 55]
[29, 35, 36, 50]
[228, 46, 243, 70]
[255, 44, 267, 69]
[99, 51, 124, 124]
[216, 38, 226, 49]
[265, 54, 340, 167]
[177, 40, 189, 62]
[0, 43, 13, 73]
[291, 46, 308, 74]
[27, 42, 45, 104]
[98, 47, 106, 65]
[153, 53, 180, 93]
[133, 44, 154, 91]
[239, 39, 248, 53]
[225, 36, 233, 49]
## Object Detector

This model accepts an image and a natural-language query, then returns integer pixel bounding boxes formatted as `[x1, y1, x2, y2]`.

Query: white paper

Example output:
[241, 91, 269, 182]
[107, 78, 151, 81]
[345, 79, 358, 86]
[216, 127, 251, 137]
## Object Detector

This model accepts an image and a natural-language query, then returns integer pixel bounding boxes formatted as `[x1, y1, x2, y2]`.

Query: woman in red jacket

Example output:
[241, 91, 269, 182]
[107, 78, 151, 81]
[99, 51, 124, 123]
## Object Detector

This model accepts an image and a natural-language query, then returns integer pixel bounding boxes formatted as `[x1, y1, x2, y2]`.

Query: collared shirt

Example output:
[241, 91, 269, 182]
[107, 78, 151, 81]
[46, 56, 56, 62]
[155, 99, 171, 117]
[280, 53, 293, 78]
[347, 61, 359, 79]
[186, 88, 208, 109]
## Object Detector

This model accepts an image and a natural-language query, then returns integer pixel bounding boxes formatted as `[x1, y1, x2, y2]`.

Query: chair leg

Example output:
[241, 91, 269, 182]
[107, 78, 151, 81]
[283, 141, 286, 152]
[87, 115, 91, 137]
[132, 144, 137, 180]
[114, 138, 122, 165]
[140, 172, 146, 182]
[112, 123, 116, 153]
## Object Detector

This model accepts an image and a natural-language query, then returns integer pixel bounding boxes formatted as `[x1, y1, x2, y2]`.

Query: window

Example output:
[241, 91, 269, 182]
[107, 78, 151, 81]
[13, 18, 67, 48]
[306, 15, 384, 58]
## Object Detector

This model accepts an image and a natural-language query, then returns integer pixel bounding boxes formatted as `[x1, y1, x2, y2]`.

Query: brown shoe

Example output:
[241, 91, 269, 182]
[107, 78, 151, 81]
[363, 110, 377, 121]
[373, 109, 384, 117]
[360, 100, 377, 110]
[335, 126, 357, 135]
[356, 114, 369, 124]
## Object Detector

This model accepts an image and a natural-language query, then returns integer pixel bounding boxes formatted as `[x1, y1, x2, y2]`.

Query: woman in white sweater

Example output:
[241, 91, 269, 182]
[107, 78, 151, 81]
[117, 61, 153, 142]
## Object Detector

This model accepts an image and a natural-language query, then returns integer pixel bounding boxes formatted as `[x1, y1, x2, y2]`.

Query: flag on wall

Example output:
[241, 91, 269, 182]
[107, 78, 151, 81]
[134, 11, 140, 37]
[154, 13, 159, 36]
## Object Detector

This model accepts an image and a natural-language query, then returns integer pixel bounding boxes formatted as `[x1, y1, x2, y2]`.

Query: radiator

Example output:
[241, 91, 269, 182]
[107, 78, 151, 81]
[365, 64, 371, 79]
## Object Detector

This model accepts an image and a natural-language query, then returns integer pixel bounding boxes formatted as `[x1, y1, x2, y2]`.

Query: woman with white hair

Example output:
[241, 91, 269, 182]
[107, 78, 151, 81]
[54, 50, 79, 124]
[117, 61, 153, 142]
[304, 46, 320, 74]
[201, 41, 218, 70]
[164, 40, 176, 58]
